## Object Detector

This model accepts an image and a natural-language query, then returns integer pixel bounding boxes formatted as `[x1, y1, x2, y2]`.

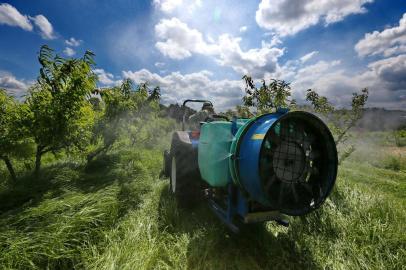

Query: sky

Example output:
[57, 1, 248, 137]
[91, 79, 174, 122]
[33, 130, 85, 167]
[0, 0, 405, 111]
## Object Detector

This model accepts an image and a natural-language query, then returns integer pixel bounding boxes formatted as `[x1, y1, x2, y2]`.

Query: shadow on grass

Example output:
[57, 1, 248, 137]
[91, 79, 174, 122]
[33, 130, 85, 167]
[0, 152, 140, 217]
[157, 185, 322, 270]
[0, 152, 151, 269]
[0, 161, 81, 215]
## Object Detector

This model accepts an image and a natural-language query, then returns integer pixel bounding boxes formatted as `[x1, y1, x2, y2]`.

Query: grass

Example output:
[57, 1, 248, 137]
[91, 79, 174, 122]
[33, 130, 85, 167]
[0, 139, 405, 269]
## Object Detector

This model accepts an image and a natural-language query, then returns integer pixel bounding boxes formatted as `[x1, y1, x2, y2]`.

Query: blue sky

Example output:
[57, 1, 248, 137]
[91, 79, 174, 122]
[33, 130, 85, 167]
[0, 0, 405, 110]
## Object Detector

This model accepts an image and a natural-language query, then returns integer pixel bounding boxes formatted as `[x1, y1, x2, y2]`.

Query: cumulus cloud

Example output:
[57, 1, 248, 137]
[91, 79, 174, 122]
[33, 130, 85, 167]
[65, 37, 82, 47]
[0, 3, 32, 31]
[256, 0, 373, 36]
[123, 69, 244, 111]
[121, 52, 406, 110]
[94, 69, 121, 86]
[281, 55, 406, 109]
[216, 36, 284, 78]
[355, 13, 406, 57]
[288, 60, 348, 102]
[155, 18, 284, 77]
[155, 17, 218, 59]
[63, 47, 76, 56]
[30, 14, 56, 39]
[0, 4, 56, 40]
[153, 0, 183, 13]
[366, 54, 406, 92]
[0, 71, 29, 97]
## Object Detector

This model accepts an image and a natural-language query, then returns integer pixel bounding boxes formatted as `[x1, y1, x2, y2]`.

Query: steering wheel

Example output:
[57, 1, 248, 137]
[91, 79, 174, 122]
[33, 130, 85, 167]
[204, 114, 230, 122]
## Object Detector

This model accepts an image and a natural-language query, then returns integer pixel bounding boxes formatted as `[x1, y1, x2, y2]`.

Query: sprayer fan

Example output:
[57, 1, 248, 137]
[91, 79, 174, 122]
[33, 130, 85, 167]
[260, 113, 336, 216]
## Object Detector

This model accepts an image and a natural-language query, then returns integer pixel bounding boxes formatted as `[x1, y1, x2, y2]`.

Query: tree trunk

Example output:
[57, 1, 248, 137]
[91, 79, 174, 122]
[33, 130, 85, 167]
[87, 144, 110, 163]
[2, 156, 16, 182]
[35, 146, 42, 176]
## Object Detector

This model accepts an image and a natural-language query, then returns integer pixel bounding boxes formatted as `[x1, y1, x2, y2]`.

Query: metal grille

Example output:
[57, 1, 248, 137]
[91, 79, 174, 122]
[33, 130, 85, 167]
[271, 120, 308, 183]
[258, 112, 338, 215]
[272, 141, 305, 182]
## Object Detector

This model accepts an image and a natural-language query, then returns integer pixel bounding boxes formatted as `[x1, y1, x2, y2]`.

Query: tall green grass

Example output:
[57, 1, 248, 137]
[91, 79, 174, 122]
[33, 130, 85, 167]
[82, 161, 405, 270]
[0, 140, 405, 269]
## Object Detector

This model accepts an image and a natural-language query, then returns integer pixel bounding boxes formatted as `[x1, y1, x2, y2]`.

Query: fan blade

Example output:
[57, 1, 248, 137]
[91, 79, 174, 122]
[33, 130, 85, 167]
[278, 182, 286, 205]
[317, 181, 323, 197]
[310, 149, 320, 160]
[264, 175, 277, 192]
[311, 166, 320, 176]
[301, 182, 313, 195]
[304, 132, 316, 147]
[290, 183, 299, 203]
[293, 122, 305, 142]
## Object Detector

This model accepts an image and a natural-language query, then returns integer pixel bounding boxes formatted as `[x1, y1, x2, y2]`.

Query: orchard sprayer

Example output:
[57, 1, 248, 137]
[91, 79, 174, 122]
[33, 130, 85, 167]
[162, 100, 337, 232]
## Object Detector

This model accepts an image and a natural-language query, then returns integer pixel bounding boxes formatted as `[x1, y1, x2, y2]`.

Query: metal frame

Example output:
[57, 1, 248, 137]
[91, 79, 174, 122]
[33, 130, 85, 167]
[207, 182, 288, 233]
[181, 99, 213, 131]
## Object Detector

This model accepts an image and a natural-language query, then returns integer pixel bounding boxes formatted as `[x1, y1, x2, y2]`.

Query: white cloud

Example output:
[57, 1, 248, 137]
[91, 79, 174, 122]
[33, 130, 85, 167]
[65, 37, 82, 47]
[30, 14, 56, 40]
[155, 18, 284, 77]
[216, 35, 284, 78]
[0, 71, 29, 97]
[153, 0, 183, 13]
[123, 69, 244, 111]
[121, 52, 406, 110]
[355, 13, 406, 57]
[366, 54, 406, 92]
[154, 0, 203, 14]
[94, 68, 121, 86]
[0, 3, 33, 31]
[256, 0, 373, 36]
[239, 26, 248, 33]
[289, 60, 344, 98]
[268, 35, 283, 47]
[300, 51, 318, 63]
[155, 39, 193, 59]
[282, 55, 406, 109]
[0, 4, 56, 40]
[63, 47, 76, 57]
[155, 17, 218, 59]
[122, 56, 406, 110]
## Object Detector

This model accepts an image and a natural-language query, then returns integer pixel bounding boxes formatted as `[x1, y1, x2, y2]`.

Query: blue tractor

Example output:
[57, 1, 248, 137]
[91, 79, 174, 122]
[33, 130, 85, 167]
[163, 100, 338, 232]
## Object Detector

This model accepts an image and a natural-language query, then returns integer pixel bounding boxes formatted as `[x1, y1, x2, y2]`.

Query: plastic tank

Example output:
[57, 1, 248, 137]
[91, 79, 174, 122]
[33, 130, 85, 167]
[198, 121, 233, 187]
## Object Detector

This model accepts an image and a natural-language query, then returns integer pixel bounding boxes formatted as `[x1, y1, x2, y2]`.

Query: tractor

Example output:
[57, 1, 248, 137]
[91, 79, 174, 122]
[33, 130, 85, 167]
[162, 100, 338, 232]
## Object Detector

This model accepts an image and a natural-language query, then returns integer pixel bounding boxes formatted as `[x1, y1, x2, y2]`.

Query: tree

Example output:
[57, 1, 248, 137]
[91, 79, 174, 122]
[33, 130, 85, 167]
[26, 45, 96, 175]
[0, 89, 32, 181]
[88, 80, 161, 161]
[241, 75, 296, 115]
[306, 88, 369, 163]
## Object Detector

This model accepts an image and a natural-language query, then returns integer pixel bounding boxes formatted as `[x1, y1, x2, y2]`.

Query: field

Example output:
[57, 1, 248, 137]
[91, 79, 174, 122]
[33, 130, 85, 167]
[0, 130, 405, 270]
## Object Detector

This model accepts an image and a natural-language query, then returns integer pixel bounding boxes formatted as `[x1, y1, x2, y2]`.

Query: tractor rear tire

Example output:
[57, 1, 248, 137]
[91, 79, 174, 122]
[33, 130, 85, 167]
[169, 151, 200, 207]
